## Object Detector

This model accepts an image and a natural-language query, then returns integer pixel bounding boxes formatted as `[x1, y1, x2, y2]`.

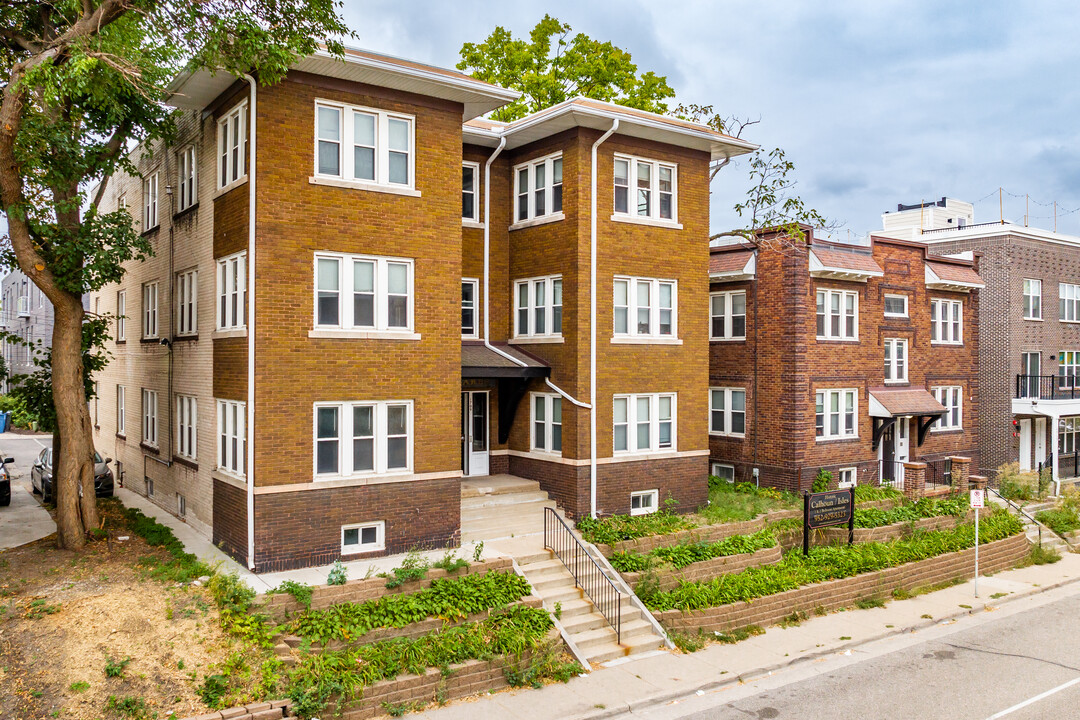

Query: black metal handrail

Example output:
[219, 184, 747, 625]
[986, 486, 1042, 548]
[544, 506, 622, 643]
[1016, 374, 1080, 400]
[926, 458, 953, 488]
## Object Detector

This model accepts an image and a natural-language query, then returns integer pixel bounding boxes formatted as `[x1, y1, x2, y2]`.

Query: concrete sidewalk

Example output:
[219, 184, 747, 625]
[408, 552, 1080, 720]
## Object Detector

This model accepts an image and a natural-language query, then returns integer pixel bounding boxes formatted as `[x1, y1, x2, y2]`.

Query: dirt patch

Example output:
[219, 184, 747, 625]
[0, 502, 263, 720]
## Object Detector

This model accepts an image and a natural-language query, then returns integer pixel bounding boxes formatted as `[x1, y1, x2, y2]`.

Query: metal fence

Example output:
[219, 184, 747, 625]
[543, 507, 621, 643]
[879, 460, 906, 489]
[925, 457, 953, 489]
[1016, 374, 1080, 400]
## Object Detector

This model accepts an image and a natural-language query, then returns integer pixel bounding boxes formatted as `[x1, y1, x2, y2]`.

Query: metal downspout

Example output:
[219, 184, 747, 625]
[242, 74, 257, 571]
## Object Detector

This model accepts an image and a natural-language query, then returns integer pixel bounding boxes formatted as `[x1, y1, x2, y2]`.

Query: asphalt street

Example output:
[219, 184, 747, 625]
[629, 592, 1080, 720]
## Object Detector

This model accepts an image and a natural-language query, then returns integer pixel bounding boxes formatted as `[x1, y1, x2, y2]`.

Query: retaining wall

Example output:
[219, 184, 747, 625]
[619, 544, 782, 592]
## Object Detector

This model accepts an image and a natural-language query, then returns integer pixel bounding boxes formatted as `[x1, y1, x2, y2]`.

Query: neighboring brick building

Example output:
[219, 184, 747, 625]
[881, 199, 1080, 483]
[89, 48, 754, 571]
[707, 230, 982, 493]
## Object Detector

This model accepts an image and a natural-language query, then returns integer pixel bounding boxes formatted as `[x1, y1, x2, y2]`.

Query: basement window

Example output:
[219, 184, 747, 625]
[342, 521, 385, 554]
[630, 489, 659, 516]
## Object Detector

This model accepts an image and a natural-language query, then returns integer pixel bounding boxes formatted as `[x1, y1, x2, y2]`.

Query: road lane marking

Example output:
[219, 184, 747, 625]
[985, 675, 1080, 719]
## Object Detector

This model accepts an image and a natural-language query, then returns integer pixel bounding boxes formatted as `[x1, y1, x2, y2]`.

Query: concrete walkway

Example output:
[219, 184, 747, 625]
[408, 552, 1080, 720]
[0, 477, 56, 550]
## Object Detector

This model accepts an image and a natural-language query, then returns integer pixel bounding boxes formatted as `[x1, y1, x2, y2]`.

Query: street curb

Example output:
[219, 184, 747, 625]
[574, 562, 1080, 720]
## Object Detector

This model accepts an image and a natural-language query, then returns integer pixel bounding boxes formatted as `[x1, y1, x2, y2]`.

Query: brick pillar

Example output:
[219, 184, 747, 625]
[969, 475, 987, 491]
[949, 456, 972, 493]
[903, 462, 927, 500]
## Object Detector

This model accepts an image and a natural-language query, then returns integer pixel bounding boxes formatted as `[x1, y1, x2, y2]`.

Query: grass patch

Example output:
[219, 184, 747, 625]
[854, 495, 969, 529]
[855, 597, 886, 610]
[577, 510, 696, 545]
[891, 587, 913, 600]
[1035, 508, 1080, 536]
[610, 529, 776, 573]
[997, 462, 1051, 503]
[712, 625, 765, 644]
[68, 680, 90, 693]
[122, 504, 212, 583]
[641, 510, 1023, 612]
[697, 479, 799, 525]
[853, 485, 905, 502]
[1018, 544, 1062, 567]
[911, 577, 965, 597]
[103, 656, 132, 678]
[670, 629, 709, 653]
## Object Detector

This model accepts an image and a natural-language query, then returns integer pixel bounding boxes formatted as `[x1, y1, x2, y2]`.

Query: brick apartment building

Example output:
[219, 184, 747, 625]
[707, 230, 982, 492]
[88, 48, 754, 571]
[881, 198, 1080, 483]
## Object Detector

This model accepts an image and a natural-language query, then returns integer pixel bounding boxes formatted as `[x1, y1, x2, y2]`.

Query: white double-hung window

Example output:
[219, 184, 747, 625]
[710, 291, 746, 340]
[314, 102, 414, 189]
[531, 393, 563, 454]
[142, 389, 158, 447]
[218, 101, 247, 189]
[513, 153, 563, 224]
[930, 298, 963, 344]
[462, 162, 480, 222]
[461, 279, 478, 338]
[614, 276, 677, 339]
[709, 387, 746, 437]
[613, 393, 676, 454]
[613, 154, 677, 222]
[514, 275, 562, 338]
[1023, 279, 1042, 320]
[116, 385, 126, 436]
[884, 338, 908, 383]
[216, 252, 246, 330]
[816, 289, 858, 340]
[931, 386, 962, 431]
[176, 395, 197, 460]
[217, 399, 246, 478]
[815, 388, 857, 440]
[314, 401, 412, 478]
[116, 290, 126, 341]
[142, 282, 158, 339]
[176, 269, 197, 336]
[143, 172, 159, 229]
[1060, 283, 1080, 322]
[178, 145, 197, 211]
[315, 253, 414, 333]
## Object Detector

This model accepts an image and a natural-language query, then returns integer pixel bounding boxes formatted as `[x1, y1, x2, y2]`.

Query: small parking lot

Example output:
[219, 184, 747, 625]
[0, 432, 56, 549]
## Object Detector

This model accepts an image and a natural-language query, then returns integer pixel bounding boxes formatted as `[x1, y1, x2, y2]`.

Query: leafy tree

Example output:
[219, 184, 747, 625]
[458, 15, 675, 122]
[0, 1, 350, 548]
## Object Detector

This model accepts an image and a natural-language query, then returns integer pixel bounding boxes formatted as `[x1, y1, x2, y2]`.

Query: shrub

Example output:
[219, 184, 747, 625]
[577, 510, 696, 545]
[1021, 544, 1062, 566]
[670, 629, 708, 653]
[432, 550, 469, 574]
[997, 462, 1048, 502]
[813, 469, 832, 493]
[198, 673, 229, 708]
[326, 560, 347, 586]
[854, 495, 969, 529]
[103, 655, 132, 678]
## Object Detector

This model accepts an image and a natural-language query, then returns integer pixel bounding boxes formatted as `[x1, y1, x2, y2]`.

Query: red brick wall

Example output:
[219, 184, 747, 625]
[213, 479, 248, 564]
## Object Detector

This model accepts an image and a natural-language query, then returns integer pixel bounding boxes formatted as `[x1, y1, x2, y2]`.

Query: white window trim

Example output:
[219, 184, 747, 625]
[709, 387, 747, 438]
[511, 152, 564, 227]
[514, 275, 563, 340]
[530, 393, 563, 456]
[883, 293, 908, 318]
[142, 389, 158, 447]
[816, 289, 859, 341]
[838, 467, 857, 489]
[613, 276, 678, 341]
[461, 278, 479, 339]
[1060, 283, 1080, 323]
[311, 99, 417, 194]
[462, 161, 481, 224]
[884, 338, 908, 384]
[710, 290, 746, 341]
[1023, 279, 1042, 321]
[175, 394, 197, 460]
[710, 463, 735, 482]
[178, 144, 198, 212]
[613, 393, 678, 455]
[815, 388, 859, 441]
[611, 153, 679, 227]
[116, 385, 126, 437]
[217, 100, 248, 192]
[116, 290, 126, 341]
[931, 385, 963, 431]
[630, 489, 660, 516]
[314, 252, 416, 334]
[342, 521, 386, 554]
[142, 282, 158, 339]
[930, 298, 964, 345]
[216, 252, 247, 331]
[143, 172, 159, 230]
[176, 269, 198, 337]
[217, 399, 247, 479]
[313, 400, 414, 480]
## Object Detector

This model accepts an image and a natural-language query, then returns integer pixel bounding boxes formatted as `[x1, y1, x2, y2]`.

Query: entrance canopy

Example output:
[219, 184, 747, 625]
[869, 389, 946, 449]
[462, 342, 550, 379]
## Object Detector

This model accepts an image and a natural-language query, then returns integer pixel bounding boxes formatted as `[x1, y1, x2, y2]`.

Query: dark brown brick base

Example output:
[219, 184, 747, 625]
[213, 479, 248, 566]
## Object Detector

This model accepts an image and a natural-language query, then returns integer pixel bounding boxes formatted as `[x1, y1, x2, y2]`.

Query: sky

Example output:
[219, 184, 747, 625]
[337, 0, 1080, 240]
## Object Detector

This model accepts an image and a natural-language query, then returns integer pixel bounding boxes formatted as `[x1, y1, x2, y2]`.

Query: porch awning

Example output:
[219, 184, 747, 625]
[462, 342, 550, 379]
[868, 389, 946, 418]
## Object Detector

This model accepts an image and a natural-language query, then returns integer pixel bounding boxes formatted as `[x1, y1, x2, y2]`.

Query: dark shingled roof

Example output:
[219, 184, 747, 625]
[871, 389, 946, 417]
[926, 261, 982, 286]
[709, 249, 755, 274]
[811, 247, 884, 275]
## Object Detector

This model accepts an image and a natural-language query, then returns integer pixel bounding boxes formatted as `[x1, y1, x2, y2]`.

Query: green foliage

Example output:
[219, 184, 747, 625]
[383, 550, 430, 589]
[644, 510, 1024, 612]
[854, 495, 969, 529]
[326, 560, 347, 586]
[207, 573, 276, 649]
[855, 596, 886, 610]
[104, 695, 151, 720]
[610, 529, 776, 573]
[577, 510, 696, 546]
[432, 551, 469, 575]
[504, 639, 582, 688]
[812, 469, 832, 494]
[289, 571, 531, 644]
[1021, 544, 1063, 567]
[381, 700, 425, 717]
[728, 147, 830, 244]
[853, 485, 904, 502]
[103, 655, 132, 678]
[197, 673, 229, 708]
[1035, 508, 1080, 536]
[458, 15, 675, 122]
[272, 580, 313, 610]
[123, 506, 211, 582]
[24, 598, 61, 618]
[472, 542, 484, 563]
[670, 629, 708, 653]
[712, 625, 765, 644]
[698, 480, 799, 525]
[997, 463, 1050, 502]
[69, 680, 90, 693]
[0, 394, 34, 429]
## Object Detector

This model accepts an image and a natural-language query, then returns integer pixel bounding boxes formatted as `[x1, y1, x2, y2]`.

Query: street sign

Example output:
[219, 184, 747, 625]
[970, 489, 985, 508]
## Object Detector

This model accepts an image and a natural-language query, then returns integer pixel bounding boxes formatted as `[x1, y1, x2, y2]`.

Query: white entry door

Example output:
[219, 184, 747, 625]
[1019, 419, 1032, 471]
[1035, 417, 1047, 468]
[896, 417, 910, 486]
[462, 391, 489, 477]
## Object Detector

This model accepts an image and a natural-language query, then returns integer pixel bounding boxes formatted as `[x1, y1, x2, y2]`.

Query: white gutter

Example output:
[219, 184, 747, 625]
[243, 74, 257, 571]
[590, 119, 619, 519]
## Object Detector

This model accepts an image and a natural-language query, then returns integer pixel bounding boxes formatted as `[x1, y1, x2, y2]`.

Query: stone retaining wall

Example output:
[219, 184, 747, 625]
[819, 509, 976, 545]
[656, 533, 1029, 635]
[619, 545, 782, 592]
[183, 700, 293, 720]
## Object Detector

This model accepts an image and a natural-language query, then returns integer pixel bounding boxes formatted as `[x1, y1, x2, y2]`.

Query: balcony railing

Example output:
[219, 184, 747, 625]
[1016, 374, 1080, 400]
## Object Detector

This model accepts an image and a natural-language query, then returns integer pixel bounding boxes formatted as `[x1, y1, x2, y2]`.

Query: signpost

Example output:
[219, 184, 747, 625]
[971, 488, 985, 597]
[803, 487, 856, 555]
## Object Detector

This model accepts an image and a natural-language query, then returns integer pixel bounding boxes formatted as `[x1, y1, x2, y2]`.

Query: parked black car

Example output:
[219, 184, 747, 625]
[0, 457, 12, 507]
[31, 448, 113, 503]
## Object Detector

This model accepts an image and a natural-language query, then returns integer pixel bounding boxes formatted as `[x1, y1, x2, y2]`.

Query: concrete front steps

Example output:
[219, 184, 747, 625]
[516, 549, 665, 665]
[460, 476, 555, 543]
[989, 492, 1071, 553]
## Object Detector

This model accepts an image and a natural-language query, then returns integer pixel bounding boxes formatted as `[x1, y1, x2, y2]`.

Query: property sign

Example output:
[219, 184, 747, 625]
[806, 489, 854, 529]
[970, 489, 985, 509]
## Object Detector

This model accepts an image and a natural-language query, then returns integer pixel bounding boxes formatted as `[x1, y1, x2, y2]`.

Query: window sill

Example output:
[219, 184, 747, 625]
[212, 328, 247, 339]
[308, 329, 421, 341]
[315, 470, 411, 483]
[610, 336, 683, 345]
[173, 203, 199, 221]
[173, 455, 198, 471]
[115, 339, 127, 345]
[212, 469, 247, 485]
[610, 214, 683, 230]
[308, 176, 421, 197]
[884, 380, 909, 386]
[509, 336, 564, 345]
[214, 176, 248, 199]
[462, 219, 485, 229]
[883, 314, 909, 320]
[1060, 319, 1080, 325]
[140, 442, 160, 455]
[140, 337, 162, 344]
[461, 333, 479, 341]
[815, 436, 860, 443]
[930, 428, 964, 435]
[116, 433, 126, 441]
[509, 212, 565, 231]
[1024, 317, 1044, 322]
[529, 449, 564, 458]
[816, 337, 860, 343]
[709, 432, 746, 439]
[710, 337, 747, 343]
[342, 545, 386, 556]
[930, 342, 964, 347]
[140, 225, 160, 238]
[173, 334, 199, 343]
[611, 450, 681, 460]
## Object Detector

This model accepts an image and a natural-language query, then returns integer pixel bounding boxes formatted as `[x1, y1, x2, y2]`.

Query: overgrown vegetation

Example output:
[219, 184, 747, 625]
[432, 550, 469, 574]
[1020, 544, 1063, 567]
[854, 495, 969, 529]
[641, 510, 1024, 612]
[670, 628, 709, 653]
[382, 550, 431, 589]
[853, 485, 904, 502]
[697, 479, 799, 525]
[812, 469, 832, 493]
[577, 509, 696, 545]
[1035, 488, 1080, 537]
[326, 560, 347, 586]
[121, 502, 212, 583]
[610, 529, 776, 573]
[997, 462, 1051, 503]
[271, 580, 313, 611]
